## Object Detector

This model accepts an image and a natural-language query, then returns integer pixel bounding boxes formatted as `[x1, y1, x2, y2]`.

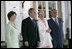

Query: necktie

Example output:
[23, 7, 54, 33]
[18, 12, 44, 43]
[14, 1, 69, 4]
[32, 19, 36, 28]
[55, 18, 59, 25]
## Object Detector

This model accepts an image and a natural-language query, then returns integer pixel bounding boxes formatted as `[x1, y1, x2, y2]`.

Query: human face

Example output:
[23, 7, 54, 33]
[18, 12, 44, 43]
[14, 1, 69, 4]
[10, 14, 16, 22]
[39, 11, 44, 20]
[30, 10, 36, 18]
[51, 10, 57, 18]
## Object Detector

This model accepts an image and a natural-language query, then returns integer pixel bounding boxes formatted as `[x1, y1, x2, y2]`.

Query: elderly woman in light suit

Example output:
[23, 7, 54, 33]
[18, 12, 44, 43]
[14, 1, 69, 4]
[5, 11, 19, 48]
[37, 10, 53, 48]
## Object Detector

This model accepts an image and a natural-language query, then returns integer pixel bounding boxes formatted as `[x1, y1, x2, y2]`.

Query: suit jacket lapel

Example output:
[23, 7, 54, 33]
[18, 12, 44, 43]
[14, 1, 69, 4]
[28, 17, 36, 28]
[28, 17, 33, 26]
[51, 18, 59, 27]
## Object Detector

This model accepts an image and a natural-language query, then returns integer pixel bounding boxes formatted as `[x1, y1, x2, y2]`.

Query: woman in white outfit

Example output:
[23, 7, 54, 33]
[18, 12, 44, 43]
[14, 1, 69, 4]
[37, 10, 53, 48]
[5, 11, 19, 48]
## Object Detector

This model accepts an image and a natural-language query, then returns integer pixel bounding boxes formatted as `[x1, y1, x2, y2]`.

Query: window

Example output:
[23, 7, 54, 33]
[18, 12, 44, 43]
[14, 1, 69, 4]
[35, 1, 57, 20]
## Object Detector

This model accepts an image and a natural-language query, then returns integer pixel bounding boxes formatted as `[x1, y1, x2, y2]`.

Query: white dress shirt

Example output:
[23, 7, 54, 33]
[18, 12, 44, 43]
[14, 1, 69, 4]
[52, 17, 59, 25]
[30, 16, 34, 21]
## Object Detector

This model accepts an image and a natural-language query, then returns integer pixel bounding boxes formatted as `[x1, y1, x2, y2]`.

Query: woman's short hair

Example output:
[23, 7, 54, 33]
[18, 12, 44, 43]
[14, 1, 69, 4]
[38, 10, 44, 15]
[7, 11, 16, 20]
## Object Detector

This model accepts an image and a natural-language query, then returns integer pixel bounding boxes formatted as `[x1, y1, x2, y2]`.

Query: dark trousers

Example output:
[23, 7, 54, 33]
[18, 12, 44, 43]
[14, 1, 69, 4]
[52, 40, 64, 48]
[22, 42, 37, 48]
[68, 39, 71, 48]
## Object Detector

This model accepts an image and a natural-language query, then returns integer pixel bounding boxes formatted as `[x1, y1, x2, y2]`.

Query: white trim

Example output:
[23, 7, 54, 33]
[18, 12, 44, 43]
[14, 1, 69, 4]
[68, 1, 71, 39]
[46, 1, 49, 20]
[56, 1, 58, 17]
[36, 1, 39, 20]
[61, 1, 66, 39]
[1, 1, 6, 41]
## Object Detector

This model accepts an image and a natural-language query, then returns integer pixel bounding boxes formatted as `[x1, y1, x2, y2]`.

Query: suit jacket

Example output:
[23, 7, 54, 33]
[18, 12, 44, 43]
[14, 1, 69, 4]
[5, 22, 19, 48]
[21, 17, 40, 47]
[48, 18, 64, 48]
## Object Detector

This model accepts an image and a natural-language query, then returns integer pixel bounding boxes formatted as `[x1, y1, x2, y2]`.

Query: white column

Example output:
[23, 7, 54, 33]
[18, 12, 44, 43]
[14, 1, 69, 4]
[46, 1, 49, 20]
[69, 1, 71, 39]
[1, 1, 6, 41]
[56, 1, 58, 17]
[36, 1, 39, 20]
[61, 1, 70, 39]
[61, 1, 66, 39]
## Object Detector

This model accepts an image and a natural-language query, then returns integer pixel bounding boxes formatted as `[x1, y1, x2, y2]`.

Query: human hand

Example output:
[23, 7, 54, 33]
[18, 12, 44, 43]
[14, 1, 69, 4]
[46, 28, 52, 33]
[24, 41, 29, 47]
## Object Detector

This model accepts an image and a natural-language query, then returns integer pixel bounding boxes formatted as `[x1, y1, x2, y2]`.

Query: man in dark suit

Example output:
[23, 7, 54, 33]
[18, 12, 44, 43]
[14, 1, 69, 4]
[21, 8, 40, 48]
[48, 9, 64, 48]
